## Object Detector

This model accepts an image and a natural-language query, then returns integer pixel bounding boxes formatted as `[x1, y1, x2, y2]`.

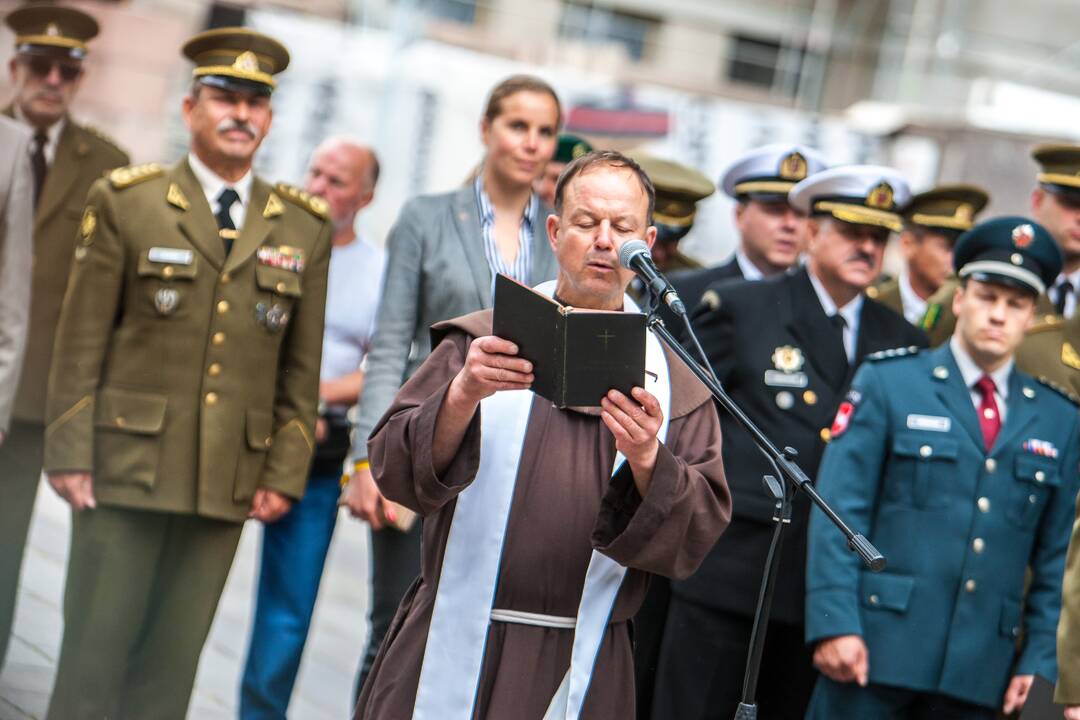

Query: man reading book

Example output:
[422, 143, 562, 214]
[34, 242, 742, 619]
[354, 150, 732, 720]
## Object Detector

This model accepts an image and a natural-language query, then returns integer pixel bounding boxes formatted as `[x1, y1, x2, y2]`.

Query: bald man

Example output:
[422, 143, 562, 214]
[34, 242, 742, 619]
[240, 137, 384, 719]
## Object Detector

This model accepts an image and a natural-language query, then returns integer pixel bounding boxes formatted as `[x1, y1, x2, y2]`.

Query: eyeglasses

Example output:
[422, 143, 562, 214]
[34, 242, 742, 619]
[19, 56, 82, 83]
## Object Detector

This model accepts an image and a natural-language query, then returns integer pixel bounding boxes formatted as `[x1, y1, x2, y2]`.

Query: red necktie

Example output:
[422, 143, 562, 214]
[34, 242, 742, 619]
[975, 376, 1001, 451]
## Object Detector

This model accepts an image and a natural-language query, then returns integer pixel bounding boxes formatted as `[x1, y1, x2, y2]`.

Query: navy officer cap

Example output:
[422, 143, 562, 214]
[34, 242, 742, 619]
[954, 216, 1062, 295]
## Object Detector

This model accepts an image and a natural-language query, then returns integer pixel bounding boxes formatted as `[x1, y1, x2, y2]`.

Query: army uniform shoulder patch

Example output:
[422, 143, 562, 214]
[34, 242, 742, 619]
[866, 345, 922, 362]
[108, 163, 165, 190]
[1027, 314, 1063, 335]
[1034, 375, 1080, 405]
[274, 182, 328, 219]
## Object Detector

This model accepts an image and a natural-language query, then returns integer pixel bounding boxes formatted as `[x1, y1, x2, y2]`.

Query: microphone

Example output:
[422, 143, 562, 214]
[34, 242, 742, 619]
[618, 239, 687, 316]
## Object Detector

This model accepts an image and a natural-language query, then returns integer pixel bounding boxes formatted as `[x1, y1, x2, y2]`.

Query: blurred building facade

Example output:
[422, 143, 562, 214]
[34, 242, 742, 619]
[1, 0, 1077, 262]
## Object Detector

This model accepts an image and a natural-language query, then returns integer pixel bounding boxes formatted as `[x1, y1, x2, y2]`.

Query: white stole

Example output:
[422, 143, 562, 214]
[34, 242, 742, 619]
[411, 283, 671, 720]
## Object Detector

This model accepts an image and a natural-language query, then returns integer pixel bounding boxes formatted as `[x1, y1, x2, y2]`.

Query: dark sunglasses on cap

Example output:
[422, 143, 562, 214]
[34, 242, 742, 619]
[19, 56, 82, 82]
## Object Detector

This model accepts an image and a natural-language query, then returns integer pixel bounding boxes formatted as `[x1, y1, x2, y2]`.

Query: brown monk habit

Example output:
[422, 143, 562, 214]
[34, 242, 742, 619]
[355, 310, 732, 720]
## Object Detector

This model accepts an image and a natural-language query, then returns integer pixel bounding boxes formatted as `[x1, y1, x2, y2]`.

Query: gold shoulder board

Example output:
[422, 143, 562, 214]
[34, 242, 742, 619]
[274, 182, 329, 219]
[1027, 314, 1063, 335]
[108, 163, 164, 190]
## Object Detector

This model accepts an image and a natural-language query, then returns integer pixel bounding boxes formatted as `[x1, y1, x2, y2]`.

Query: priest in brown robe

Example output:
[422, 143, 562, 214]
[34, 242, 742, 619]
[355, 150, 732, 720]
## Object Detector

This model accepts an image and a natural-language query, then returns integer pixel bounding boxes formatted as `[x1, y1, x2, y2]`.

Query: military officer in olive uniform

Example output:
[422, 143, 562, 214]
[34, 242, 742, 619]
[869, 184, 988, 324]
[42, 28, 330, 719]
[668, 143, 829, 316]
[806, 217, 1079, 719]
[631, 153, 714, 274]
[651, 166, 927, 720]
[0, 2, 129, 669]
[920, 146, 1080, 345]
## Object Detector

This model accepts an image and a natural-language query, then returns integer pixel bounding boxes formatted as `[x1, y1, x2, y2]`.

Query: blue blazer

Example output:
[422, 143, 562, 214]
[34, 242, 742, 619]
[806, 343, 1080, 708]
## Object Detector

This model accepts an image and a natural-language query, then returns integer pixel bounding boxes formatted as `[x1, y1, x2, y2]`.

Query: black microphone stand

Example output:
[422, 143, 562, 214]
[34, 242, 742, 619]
[641, 297, 884, 720]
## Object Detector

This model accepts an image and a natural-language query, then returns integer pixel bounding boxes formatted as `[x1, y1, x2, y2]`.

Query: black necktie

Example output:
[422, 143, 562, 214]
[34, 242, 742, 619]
[215, 188, 240, 255]
[830, 313, 850, 369]
[31, 131, 47, 209]
[1055, 280, 1073, 316]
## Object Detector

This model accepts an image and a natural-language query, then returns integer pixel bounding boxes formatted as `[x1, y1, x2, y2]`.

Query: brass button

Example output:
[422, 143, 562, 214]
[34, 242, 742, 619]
[869, 594, 880, 605]
[1029, 494, 1038, 504]
[217, 300, 230, 314]
[115, 416, 126, 427]
[803, 390, 817, 406]
[978, 497, 990, 513]
[276, 281, 287, 294]
[220, 272, 231, 284]
[162, 265, 175, 279]
[919, 445, 932, 458]
[212, 332, 226, 346]
[972, 538, 985, 554]
[820, 427, 832, 443]
[1035, 470, 1046, 483]
[204, 392, 218, 406]
[208, 363, 222, 377]
[964, 579, 976, 593]
[264, 436, 273, 448]
[984, 458, 996, 473]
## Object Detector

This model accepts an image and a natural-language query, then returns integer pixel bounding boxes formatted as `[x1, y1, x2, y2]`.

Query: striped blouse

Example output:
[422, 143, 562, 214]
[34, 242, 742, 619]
[474, 176, 537, 296]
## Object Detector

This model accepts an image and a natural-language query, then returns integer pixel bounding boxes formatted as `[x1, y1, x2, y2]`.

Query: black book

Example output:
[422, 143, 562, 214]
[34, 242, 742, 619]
[492, 274, 646, 408]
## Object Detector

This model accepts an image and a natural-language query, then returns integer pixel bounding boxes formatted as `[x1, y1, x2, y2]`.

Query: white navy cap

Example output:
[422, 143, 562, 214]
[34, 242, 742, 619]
[789, 165, 911, 232]
[720, 144, 829, 200]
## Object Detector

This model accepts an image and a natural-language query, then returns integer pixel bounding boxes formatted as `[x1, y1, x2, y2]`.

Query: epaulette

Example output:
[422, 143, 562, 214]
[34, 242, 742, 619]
[1034, 376, 1080, 405]
[1027, 314, 1063, 335]
[84, 124, 124, 152]
[919, 304, 941, 330]
[274, 183, 328, 219]
[108, 163, 164, 189]
[866, 345, 922, 362]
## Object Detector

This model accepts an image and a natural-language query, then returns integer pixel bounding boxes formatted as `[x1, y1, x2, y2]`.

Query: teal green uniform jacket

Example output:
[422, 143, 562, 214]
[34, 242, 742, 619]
[806, 343, 1080, 709]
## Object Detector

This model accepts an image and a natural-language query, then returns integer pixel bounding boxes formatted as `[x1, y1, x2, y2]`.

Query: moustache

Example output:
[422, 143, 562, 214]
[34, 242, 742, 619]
[216, 119, 259, 139]
[31, 89, 63, 103]
[846, 252, 875, 266]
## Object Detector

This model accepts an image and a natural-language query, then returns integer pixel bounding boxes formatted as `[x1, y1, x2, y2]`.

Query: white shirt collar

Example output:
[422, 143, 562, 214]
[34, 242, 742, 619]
[898, 272, 929, 325]
[187, 151, 253, 212]
[1055, 267, 1080, 289]
[734, 247, 765, 281]
[949, 335, 1012, 402]
[807, 268, 863, 329]
[14, 106, 65, 165]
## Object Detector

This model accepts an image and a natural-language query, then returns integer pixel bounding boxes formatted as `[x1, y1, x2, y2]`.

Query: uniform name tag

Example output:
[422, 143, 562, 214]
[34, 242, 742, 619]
[147, 247, 194, 265]
[764, 370, 808, 388]
[907, 414, 951, 432]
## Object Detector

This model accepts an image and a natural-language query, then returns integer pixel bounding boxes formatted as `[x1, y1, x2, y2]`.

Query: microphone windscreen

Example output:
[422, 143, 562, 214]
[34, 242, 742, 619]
[618, 239, 650, 269]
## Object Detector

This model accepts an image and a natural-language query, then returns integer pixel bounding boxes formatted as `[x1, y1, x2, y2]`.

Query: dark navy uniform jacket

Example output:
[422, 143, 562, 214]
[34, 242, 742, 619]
[806, 342, 1080, 708]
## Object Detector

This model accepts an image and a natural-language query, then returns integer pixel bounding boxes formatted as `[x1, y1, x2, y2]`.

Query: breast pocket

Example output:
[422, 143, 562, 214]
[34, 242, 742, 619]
[254, 264, 303, 334]
[1007, 455, 1060, 529]
[888, 434, 959, 509]
[137, 251, 198, 319]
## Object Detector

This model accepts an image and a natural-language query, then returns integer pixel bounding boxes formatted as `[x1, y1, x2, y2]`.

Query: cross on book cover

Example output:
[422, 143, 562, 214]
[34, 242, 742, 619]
[492, 274, 646, 408]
